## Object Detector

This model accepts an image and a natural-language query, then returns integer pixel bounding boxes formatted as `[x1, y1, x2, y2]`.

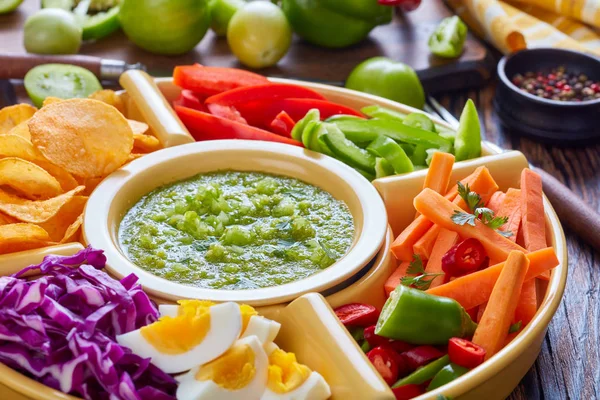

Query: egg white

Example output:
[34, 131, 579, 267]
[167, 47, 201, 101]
[177, 336, 269, 400]
[241, 316, 281, 344]
[261, 371, 331, 400]
[117, 302, 242, 374]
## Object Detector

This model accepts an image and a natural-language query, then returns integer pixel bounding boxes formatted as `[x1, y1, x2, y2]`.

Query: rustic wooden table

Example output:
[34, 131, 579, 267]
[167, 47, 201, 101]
[2, 0, 599, 398]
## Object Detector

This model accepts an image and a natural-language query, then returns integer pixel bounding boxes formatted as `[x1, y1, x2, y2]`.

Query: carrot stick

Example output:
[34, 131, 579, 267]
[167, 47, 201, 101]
[424, 228, 460, 288]
[486, 191, 506, 213]
[473, 251, 529, 360]
[514, 279, 538, 326]
[413, 224, 441, 260]
[426, 247, 558, 310]
[520, 169, 549, 280]
[416, 152, 455, 218]
[391, 167, 498, 261]
[497, 188, 522, 242]
[477, 302, 487, 322]
[414, 188, 526, 262]
[384, 261, 411, 296]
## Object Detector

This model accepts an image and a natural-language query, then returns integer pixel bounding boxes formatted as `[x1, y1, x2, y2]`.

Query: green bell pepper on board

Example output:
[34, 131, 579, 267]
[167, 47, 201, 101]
[427, 363, 470, 391]
[454, 99, 481, 161]
[367, 135, 414, 174]
[281, 0, 392, 48]
[376, 285, 478, 345]
[346, 57, 425, 109]
[428, 16, 468, 59]
[392, 355, 450, 388]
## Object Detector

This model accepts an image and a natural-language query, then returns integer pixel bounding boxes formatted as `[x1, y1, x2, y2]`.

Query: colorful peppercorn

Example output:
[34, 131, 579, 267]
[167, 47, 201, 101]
[512, 66, 600, 102]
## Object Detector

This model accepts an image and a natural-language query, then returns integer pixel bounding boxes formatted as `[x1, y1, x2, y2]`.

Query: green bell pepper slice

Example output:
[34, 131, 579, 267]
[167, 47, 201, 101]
[403, 112, 436, 133]
[428, 16, 468, 59]
[367, 135, 414, 174]
[331, 118, 452, 151]
[409, 144, 428, 167]
[392, 355, 450, 388]
[454, 99, 482, 161]
[321, 126, 376, 173]
[361, 105, 405, 122]
[376, 285, 478, 345]
[427, 363, 470, 391]
[292, 108, 320, 141]
[375, 157, 394, 179]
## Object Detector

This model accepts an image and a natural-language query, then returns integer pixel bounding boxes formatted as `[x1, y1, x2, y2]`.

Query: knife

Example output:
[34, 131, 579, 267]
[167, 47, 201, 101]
[0, 53, 145, 81]
[425, 96, 600, 252]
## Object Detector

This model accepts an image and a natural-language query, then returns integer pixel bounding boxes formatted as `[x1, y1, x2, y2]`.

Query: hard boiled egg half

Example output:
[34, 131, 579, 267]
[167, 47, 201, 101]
[177, 335, 269, 400]
[116, 301, 242, 374]
[261, 346, 331, 400]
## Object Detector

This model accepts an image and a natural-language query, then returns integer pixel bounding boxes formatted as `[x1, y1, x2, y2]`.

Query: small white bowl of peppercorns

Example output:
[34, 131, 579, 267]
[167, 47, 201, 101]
[494, 48, 600, 143]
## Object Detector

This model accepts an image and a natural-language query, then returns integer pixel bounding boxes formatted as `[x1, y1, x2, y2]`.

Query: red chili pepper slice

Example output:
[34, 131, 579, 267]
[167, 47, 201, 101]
[364, 325, 413, 353]
[448, 337, 486, 369]
[175, 105, 303, 147]
[391, 384, 424, 400]
[401, 345, 445, 371]
[367, 346, 400, 385]
[334, 303, 379, 327]
[442, 238, 487, 277]
[269, 111, 295, 138]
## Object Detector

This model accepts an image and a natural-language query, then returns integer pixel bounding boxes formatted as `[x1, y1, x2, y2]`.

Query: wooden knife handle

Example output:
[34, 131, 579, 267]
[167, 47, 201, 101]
[534, 167, 600, 251]
[0, 53, 102, 80]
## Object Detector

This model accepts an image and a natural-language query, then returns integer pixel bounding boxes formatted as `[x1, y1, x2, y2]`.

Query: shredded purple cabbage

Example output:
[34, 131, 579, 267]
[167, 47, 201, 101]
[0, 246, 177, 400]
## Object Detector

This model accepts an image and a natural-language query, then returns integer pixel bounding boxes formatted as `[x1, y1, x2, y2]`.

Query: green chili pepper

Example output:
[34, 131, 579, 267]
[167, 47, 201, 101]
[454, 99, 482, 161]
[428, 16, 468, 59]
[392, 355, 450, 388]
[349, 326, 365, 342]
[376, 285, 477, 345]
[360, 340, 372, 353]
[292, 108, 320, 141]
[375, 157, 394, 178]
[367, 135, 414, 174]
[361, 105, 405, 122]
[404, 112, 436, 133]
[427, 363, 470, 391]
[321, 126, 376, 173]
[331, 118, 452, 150]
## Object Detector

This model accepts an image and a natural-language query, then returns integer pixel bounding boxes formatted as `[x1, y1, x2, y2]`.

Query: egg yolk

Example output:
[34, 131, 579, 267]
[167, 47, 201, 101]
[240, 304, 258, 332]
[196, 343, 256, 390]
[177, 300, 216, 316]
[141, 310, 211, 355]
[267, 349, 311, 394]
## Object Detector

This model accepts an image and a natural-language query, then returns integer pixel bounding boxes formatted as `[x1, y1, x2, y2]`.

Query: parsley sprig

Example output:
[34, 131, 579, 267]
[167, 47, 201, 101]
[451, 182, 513, 238]
[400, 255, 443, 290]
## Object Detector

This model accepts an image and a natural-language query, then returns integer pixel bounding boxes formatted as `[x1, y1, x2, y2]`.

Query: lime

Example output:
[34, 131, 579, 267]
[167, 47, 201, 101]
[24, 64, 102, 107]
[23, 9, 82, 55]
[227, 1, 291, 69]
[210, 0, 245, 36]
[0, 0, 23, 14]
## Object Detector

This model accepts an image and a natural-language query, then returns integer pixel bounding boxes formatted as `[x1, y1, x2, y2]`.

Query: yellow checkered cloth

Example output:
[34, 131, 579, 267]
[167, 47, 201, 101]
[446, 0, 600, 55]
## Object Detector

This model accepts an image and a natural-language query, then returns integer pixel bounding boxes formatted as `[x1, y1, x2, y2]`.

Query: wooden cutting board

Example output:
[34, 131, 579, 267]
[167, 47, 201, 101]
[0, 0, 493, 92]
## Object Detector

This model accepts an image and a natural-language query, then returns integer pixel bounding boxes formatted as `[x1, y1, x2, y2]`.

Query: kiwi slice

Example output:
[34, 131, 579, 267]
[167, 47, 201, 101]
[41, 0, 121, 41]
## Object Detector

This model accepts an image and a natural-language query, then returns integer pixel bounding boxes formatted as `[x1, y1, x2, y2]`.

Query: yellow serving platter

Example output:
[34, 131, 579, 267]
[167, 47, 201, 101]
[0, 72, 567, 400]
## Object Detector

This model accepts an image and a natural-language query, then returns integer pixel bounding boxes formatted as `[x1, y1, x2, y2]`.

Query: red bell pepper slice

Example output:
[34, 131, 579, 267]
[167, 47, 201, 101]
[238, 98, 364, 128]
[448, 337, 485, 369]
[173, 64, 268, 97]
[269, 111, 295, 137]
[172, 90, 208, 112]
[401, 346, 445, 371]
[442, 238, 487, 277]
[205, 83, 327, 107]
[367, 346, 400, 385]
[334, 303, 379, 327]
[206, 103, 248, 125]
[175, 105, 303, 147]
[391, 384, 424, 400]
[364, 326, 413, 353]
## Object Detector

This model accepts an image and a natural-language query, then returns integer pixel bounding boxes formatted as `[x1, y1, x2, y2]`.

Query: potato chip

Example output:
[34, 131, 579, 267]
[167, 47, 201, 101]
[28, 99, 134, 178]
[0, 157, 63, 200]
[6, 121, 31, 140]
[0, 134, 78, 191]
[0, 212, 17, 226]
[0, 186, 84, 223]
[37, 195, 87, 241]
[79, 177, 103, 196]
[0, 104, 37, 135]
[42, 97, 64, 107]
[133, 134, 161, 153]
[128, 119, 149, 135]
[0, 223, 54, 255]
[88, 89, 125, 114]
[60, 212, 84, 243]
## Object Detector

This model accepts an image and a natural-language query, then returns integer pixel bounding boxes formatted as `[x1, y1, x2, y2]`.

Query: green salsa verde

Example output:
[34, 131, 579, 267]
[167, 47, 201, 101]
[119, 171, 354, 290]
